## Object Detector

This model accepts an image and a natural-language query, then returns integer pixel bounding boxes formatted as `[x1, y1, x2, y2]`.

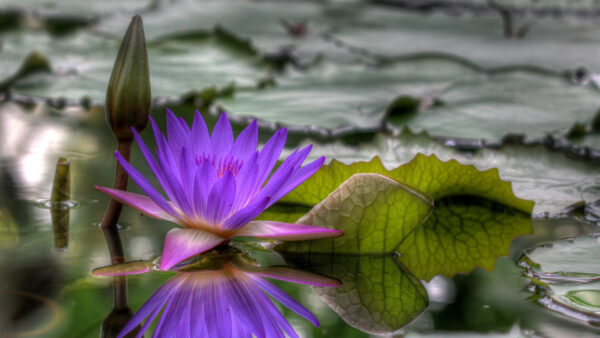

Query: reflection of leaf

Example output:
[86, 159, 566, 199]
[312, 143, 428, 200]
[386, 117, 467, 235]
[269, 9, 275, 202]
[284, 253, 428, 335]
[0, 208, 19, 249]
[397, 196, 532, 281]
[282, 173, 432, 254]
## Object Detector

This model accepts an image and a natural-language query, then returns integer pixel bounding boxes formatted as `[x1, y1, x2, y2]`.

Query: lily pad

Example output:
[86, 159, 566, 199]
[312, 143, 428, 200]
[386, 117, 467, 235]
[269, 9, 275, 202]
[217, 58, 474, 129]
[522, 234, 600, 325]
[397, 196, 532, 281]
[283, 253, 428, 335]
[281, 130, 600, 216]
[89, 0, 600, 142]
[278, 154, 532, 280]
[0, 29, 267, 101]
[282, 154, 533, 213]
[0, 0, 151, 17]
[524, 234, 600, 278]
[281, 173, 433, 254]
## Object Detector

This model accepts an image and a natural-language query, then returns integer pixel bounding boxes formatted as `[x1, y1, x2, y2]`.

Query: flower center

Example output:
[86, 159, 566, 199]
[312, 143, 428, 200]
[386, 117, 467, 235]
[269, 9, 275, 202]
[216, 157, 243, 177]
[195, 154, 243, 177]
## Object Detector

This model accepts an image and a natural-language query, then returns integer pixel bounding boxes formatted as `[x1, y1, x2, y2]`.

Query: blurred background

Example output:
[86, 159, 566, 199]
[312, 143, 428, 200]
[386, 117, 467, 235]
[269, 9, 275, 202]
[2, 0, 600, 337]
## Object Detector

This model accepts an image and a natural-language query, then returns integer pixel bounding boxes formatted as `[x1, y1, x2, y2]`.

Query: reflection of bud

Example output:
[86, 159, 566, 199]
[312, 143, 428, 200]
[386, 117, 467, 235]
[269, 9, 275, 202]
[100, 307, 136, 338]
[106, 15, 151, 142]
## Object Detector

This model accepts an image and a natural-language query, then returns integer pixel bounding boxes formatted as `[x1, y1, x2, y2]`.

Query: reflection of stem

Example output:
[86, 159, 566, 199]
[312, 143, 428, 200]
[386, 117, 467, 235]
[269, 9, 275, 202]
[102, 222, 125, 265]
[99, 140, 135, 337]
[113, 276, 128, 310]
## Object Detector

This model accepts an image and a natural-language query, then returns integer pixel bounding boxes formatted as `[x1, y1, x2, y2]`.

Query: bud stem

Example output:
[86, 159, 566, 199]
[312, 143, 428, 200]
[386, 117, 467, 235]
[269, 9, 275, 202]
[100, 140, 131, 260]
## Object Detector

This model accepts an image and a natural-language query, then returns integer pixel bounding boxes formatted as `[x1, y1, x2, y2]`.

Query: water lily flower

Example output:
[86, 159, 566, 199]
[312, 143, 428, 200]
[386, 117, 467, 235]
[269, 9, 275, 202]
[96, 109, 342, 270]
[115, 259, 340, 338]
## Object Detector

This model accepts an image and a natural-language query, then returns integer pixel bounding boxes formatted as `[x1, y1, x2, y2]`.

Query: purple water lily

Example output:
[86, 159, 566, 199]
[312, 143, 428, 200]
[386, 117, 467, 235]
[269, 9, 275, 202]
[116, 261, 340, 338]
[96, 109, 342, 270]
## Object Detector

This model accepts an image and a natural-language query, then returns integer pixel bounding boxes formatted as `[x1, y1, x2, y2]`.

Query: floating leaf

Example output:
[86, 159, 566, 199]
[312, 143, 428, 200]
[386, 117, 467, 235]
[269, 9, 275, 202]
[283, 253, 427, 335]
[0, 30, 267, 101]
[522, 235, 600, 325]
[524, 235, 600, 280]
[282, 154, 533, 213]
[397, 196, 532, 281]
[278, 154, 533, 280]
[282, 173, 432, 254]
[284, 130, 594, 216]
[92, 261, 154, 276]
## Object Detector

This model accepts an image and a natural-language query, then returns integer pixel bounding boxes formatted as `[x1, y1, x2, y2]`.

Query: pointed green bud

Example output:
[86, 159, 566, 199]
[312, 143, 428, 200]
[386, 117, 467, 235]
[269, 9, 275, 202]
[106, 15, 151, 142]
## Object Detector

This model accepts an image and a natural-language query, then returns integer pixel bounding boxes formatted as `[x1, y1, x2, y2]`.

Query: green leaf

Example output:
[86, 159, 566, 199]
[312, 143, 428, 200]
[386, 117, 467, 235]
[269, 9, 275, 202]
[277, 154, 533, 280]
[283, 253, 428, 335]
[396, 196, 532, 281]
[283, 130, 591, 216]
[283, 154, 533, 213]
[281, 173, 433, 254]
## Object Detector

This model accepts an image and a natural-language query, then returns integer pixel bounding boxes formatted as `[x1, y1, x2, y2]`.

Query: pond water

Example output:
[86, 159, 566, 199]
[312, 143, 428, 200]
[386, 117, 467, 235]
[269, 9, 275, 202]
[2, 0, 600, 337]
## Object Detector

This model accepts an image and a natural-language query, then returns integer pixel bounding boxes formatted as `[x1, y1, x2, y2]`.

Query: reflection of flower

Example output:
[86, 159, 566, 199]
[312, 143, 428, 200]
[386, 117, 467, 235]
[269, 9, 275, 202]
[117, 262, 339, 338]
[96, 110, 342, 270]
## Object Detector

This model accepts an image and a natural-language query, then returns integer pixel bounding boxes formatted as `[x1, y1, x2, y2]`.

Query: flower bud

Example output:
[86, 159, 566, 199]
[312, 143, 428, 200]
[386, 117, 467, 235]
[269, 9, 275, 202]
[106, 15, 151, 142]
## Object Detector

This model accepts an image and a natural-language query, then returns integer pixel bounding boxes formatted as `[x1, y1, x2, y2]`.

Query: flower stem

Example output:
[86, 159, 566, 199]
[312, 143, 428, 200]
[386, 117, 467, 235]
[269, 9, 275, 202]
[100, 139, 132, 232]
[100, 140, 131, 312]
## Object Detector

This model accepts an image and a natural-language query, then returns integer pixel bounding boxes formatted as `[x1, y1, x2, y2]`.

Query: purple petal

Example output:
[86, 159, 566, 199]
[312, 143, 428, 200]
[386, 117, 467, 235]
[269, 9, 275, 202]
[190, 277, 208, 337]
[113, 151, 179, 216]
[257, 128, 287, 186]
[244, 267, 341, 287]
[117, 281, 176, 338]
[191, 110, 212, 158]
[166, 108, 189, 156]
[252, 164, 295, 204]
[231, 119, 258, 160]
[223, 275, 266, 337]
[252, 276, 319, 327]
[232, 221, 343, 240]
[256, 144, 310, 199]
[267, 156, 325, 207]
[152, 287, 179, 336]
[208, 277, 232, 338]
[207, 172, 236, 227]
[221, 196, 270, 231]
[95, 186, 180, 223]
[131, 126, 177, 202]
[178, 116, 189, 131]
[259, 145, 312, 200]
[160, 228, 225, 270]
[192, 160, 217, 221]
[211, 113, 234, 155]
[135, 305, 162, 338]
[152, 122, 196, 217]
[154, 280, 191, 337]
[231, 151, 259, 211]
[239, 278, 285, 338]
[178, 147, 196, 214]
